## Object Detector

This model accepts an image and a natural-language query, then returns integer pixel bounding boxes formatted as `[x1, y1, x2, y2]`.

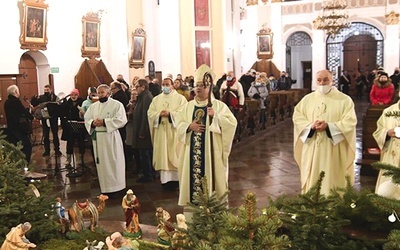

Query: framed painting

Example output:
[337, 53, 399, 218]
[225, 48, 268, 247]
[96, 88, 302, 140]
[129, 28, 146, 69]
[19, 0, 49, 51]
[81, 12, 101, 59]
[257, 28, 274, 60]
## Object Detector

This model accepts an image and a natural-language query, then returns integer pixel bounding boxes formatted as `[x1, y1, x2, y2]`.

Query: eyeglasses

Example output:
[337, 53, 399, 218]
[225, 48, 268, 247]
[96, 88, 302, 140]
[134, 85, 142, 88]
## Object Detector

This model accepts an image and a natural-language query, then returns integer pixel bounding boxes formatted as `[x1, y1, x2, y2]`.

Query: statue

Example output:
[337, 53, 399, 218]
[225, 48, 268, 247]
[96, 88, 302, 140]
[121, 189, 142, 239]
[106, 232, 138, 250]
[53, 197, 69, 233]
[68, 194, 109, 232]
[83, 239, 105, 250]
[156, 207, 174, 245]
[171, 214, 188, 250]
[0, 222, 36, 250]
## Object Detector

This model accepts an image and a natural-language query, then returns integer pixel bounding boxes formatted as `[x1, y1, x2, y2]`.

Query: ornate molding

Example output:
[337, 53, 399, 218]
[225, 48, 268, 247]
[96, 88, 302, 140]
[385, 11, 400, 25]
[246, 0, 258, 6]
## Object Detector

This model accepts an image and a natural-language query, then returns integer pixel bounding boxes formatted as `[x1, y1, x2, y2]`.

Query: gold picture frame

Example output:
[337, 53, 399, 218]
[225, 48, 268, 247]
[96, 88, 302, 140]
[129, 28, 146, 69]
[257, 28, 274, 60]
[19, 0, 49, 51]
[81, 12, 101, 59]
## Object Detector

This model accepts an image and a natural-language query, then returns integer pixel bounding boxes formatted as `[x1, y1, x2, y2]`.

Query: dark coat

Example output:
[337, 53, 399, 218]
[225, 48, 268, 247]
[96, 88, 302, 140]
[5, 95, 34, 134]
[149, 82, 161, 97]
[130, 89, 153, 149]
[60, 97, 84, 141]
[112, 89, 129, 110]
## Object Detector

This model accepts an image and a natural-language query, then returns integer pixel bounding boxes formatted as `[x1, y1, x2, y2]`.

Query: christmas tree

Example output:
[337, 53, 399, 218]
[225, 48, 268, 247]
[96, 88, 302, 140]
[0, 133, 59, 244]
[219, 192, 290, 249]
[271, 171, 352, 249]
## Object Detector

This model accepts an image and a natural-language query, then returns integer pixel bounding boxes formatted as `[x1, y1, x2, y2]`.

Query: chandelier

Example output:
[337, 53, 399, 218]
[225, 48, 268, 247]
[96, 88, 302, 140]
[313, 0, 351, 35]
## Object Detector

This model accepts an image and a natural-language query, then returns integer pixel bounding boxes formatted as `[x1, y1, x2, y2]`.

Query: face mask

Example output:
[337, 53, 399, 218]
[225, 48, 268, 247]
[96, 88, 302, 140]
[99, 97, 108, 103]
[226, 76, 233, 81]
[255, 82, 262, 86]
[316, 85, 332, 95]
[162, 86, 171, 94]
[44, 92, 50, 96]
[395, 70, 399, 74]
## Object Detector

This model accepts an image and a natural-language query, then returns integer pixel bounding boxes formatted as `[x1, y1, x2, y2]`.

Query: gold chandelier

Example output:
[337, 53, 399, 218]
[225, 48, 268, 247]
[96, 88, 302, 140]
[313, 0, 351, 35]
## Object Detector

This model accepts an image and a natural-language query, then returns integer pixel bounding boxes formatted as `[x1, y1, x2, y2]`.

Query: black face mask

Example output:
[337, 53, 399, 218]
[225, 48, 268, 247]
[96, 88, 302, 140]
[395, 70, 399, 74]
[99, 97, 108, 103]
[44, 92, 50, 96]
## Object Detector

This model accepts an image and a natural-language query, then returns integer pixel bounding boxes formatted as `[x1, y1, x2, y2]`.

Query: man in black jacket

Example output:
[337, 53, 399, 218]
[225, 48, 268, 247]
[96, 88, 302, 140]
[30, 84, 61, 156]
[4, 85, 34, 162]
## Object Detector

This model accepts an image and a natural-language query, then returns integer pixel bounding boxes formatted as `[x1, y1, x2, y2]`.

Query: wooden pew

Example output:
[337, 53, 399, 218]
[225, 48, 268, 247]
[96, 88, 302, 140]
[356, 105, 389, 175]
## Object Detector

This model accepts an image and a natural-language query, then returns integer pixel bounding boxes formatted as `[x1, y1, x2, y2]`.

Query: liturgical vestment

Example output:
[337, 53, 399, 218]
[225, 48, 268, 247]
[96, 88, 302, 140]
[373, 102, 400, 193]
[148, 90, 188, 183]
[293, 87, 357, 195]
[84, 98, 127, 193]
[176, 98, 237, 206]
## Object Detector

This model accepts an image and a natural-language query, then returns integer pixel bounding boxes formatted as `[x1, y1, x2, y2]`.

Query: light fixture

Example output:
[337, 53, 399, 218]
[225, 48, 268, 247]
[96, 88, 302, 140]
[313, 0, 351, 35]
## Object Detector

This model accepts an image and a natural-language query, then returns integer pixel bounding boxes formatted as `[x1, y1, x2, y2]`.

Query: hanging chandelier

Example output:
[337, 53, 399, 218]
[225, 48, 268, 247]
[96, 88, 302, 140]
[313, 0, 351, 35]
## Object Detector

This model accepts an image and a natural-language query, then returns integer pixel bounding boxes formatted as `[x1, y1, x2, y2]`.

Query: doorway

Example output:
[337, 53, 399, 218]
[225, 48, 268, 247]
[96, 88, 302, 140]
[301, 61, 312, 92]
[19, 53, 39, 106]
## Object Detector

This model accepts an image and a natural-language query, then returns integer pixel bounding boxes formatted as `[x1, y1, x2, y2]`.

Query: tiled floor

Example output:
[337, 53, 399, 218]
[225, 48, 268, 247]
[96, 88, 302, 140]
[28, 97, 377, 239]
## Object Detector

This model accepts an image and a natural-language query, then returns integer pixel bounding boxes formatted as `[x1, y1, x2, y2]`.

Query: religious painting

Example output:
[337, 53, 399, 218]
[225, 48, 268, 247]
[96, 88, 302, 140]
[195, 31, 211, 69]
[19, 0, 49, 51]
[81, 12, 101, 59]
[130, 28, 146, 69]
[194, 0, 209, 26]
[257, 28, 274, 60]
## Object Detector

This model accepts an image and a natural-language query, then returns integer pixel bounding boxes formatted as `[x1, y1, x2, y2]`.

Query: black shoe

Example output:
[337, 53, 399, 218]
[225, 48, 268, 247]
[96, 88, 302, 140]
[42, 151, 50, 156]
[137, 177, 152, 183]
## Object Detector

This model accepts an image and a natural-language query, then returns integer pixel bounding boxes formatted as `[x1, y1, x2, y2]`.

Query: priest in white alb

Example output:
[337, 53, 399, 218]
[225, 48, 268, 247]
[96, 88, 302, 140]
[373, 94, 400, 197]
[148, 77, 188, 190]
[84, 84, 127, 194]
[293, 69, 357, 195]
[175, 64, 237, 210]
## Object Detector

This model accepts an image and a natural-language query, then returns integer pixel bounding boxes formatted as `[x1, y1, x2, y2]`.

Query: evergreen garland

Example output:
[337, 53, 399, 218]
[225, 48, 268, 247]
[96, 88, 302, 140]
[219, 192, 290, 250]
[271, 171, 351, 249]
[184, 177, 229, 249]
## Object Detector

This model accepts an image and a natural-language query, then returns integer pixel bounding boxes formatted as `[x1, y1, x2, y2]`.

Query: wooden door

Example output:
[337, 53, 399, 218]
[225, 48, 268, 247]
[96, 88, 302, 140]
[0, 75, 20, 126]
[19, 53, 39, 105]
[343, 35, 377, 95]
[301, 61, 312, 92]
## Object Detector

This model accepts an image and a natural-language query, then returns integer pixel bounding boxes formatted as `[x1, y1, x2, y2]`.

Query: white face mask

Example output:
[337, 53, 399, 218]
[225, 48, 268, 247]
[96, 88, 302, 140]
[316, 85, 332, 95]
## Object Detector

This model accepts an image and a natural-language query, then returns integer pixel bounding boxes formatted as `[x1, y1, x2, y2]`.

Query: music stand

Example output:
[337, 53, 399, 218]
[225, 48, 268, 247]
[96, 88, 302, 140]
[66, 120, 86, 178]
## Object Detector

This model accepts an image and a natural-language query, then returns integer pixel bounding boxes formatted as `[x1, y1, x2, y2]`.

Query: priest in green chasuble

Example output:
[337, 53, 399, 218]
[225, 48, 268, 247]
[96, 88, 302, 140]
[176, 64, 237, 208]
[373, 95, 400, 197]
[148, 77, 188, 188]
[293, 69, 357, 195]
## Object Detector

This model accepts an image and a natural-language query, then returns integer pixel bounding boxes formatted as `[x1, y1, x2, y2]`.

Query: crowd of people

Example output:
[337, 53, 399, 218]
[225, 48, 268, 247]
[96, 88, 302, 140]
[4, 64, 400, 225]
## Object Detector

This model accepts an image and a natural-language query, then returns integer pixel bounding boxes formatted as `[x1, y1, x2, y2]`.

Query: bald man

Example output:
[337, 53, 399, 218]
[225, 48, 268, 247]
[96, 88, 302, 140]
[293, 69, 357, 195]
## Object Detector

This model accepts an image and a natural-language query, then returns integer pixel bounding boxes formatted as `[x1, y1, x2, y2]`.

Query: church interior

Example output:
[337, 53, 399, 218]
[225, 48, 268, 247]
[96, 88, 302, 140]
[0, 0, 400, 247]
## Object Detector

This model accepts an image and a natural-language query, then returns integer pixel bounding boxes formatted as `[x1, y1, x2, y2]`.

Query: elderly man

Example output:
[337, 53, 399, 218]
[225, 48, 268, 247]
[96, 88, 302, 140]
[176, 65, 237, 215]
[148, 77, 187, 190]
[84, 84, 127, 196]
[4, 85, 34, 163]
[293, 69, 357, 195]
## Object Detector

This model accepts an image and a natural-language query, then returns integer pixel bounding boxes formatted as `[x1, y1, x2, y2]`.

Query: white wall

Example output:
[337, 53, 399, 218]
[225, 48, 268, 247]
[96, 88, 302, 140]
[0, 0, 130, 95]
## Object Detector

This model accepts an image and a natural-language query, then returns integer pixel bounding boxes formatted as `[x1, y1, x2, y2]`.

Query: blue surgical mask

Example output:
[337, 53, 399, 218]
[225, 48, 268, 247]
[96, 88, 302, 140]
[162, 86, 171, 94]
[227, 76, 233, 81]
